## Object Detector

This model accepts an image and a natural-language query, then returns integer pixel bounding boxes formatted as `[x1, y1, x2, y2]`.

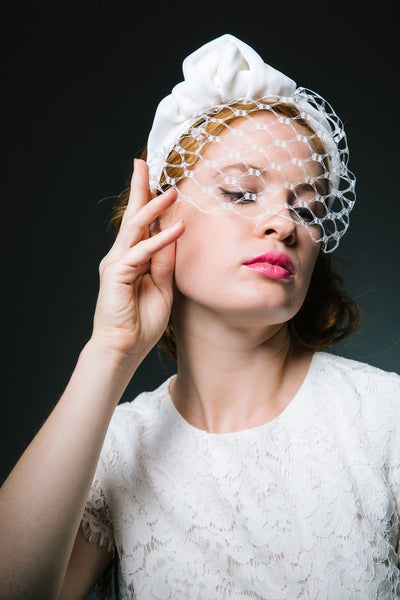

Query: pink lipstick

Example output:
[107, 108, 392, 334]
[243, 252, 295, 280]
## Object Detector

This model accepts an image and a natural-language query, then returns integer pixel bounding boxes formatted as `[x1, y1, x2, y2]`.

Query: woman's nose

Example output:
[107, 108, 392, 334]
[254, 208, 297, 246]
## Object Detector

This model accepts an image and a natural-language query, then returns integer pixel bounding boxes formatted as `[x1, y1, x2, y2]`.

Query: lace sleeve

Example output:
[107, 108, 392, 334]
[80, 475, 115, 554]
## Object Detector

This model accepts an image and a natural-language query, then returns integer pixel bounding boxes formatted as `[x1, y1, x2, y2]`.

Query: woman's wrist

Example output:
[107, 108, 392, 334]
[79, 337, 142, 400]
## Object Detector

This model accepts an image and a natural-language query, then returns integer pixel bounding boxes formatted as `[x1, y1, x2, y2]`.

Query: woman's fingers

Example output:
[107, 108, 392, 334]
[110, 186, 178, 257]
[150, 222, 185, 290]
[121, 158, 151, 224]
[127, 219, 184, 266]
[107, 219, 184, 283]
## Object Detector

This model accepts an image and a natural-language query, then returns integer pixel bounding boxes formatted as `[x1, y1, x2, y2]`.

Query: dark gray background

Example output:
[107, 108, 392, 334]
[2, 0, 399, 515]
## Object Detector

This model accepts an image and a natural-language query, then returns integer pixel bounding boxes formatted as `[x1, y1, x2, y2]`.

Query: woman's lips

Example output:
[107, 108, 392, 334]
[243, 252, 295, 280]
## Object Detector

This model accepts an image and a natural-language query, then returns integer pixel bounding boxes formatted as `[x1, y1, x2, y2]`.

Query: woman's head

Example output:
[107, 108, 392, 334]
[109, 106, 360, 357]
[109, 34, 360, 356]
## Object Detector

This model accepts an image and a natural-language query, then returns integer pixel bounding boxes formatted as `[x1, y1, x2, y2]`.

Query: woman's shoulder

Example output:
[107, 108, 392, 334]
[308, 353, 399, 472]
[311, 351, 400, 419]
[111, 376, 174, 429]
[96, 376, 175, 472]
[314, 351, 400, 385]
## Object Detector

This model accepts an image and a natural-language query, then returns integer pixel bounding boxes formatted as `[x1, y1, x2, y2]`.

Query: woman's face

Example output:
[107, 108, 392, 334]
[165, 111, 323, 327]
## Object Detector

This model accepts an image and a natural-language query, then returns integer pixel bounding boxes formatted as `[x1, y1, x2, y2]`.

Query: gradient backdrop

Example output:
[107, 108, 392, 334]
[2, 2, 399, 586]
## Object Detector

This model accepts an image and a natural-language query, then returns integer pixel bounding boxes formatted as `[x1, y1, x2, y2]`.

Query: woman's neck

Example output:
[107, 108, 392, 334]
[170, 304, 313, 434]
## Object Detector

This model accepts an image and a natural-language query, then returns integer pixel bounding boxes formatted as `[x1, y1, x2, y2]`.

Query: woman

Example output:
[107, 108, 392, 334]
[0, 34, 399, 599]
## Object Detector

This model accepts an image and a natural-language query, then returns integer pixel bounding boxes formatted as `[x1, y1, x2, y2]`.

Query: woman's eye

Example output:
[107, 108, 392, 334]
[219, 188, 257, 205]
[291, 206, 315, 223]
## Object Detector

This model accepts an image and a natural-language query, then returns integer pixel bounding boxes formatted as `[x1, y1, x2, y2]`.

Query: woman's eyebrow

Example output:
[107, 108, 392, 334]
[216, 163, 266, 176]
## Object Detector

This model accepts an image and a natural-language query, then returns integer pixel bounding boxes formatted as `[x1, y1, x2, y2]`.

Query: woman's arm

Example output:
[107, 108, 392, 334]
[58, 531, 113, 600]
[0, 160, 184, 600]
[0, 340, 133, 600]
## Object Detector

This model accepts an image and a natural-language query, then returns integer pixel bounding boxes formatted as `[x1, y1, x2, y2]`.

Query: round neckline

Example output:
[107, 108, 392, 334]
[163, 351, 321, 439]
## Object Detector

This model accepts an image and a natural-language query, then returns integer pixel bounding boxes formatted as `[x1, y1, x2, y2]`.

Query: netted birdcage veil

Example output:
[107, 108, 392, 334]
[146, 35, 355, 252]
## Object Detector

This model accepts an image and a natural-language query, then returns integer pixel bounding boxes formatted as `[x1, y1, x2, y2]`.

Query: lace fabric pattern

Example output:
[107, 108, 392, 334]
[81, 476, 114, 554]
[81, 352, 400, 599]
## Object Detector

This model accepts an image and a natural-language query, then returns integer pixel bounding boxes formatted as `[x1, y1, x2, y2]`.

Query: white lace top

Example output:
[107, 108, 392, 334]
[81, 352, 400, 599]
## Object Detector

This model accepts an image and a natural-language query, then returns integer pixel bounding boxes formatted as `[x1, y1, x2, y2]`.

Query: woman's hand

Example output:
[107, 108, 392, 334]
[91, 159, 184, 364]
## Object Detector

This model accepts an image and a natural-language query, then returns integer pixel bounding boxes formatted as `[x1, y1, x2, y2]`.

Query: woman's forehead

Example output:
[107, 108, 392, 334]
[194, 114, 324, 183]
[201, 111, 320, 166]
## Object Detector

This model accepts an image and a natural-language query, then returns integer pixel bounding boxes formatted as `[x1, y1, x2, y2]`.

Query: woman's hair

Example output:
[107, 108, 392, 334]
[109, 101, 360, 359]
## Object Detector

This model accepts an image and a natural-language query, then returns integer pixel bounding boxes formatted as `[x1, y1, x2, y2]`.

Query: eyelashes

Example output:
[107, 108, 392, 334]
[219, 188, 258, 205]
[218, 187, 324, 223]
[290, 206, 316, 223]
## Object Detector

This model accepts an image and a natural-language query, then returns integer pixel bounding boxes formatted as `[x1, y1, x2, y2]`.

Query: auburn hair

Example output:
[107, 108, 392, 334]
[109, 101, 360, 359]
